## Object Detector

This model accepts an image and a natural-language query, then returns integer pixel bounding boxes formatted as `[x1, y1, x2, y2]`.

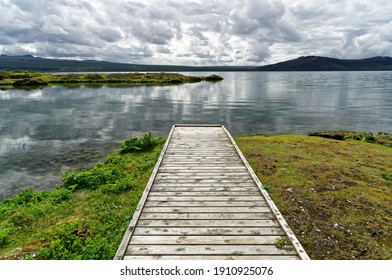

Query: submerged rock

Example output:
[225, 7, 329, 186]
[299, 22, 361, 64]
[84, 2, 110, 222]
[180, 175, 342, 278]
[204, 74, 224, 81]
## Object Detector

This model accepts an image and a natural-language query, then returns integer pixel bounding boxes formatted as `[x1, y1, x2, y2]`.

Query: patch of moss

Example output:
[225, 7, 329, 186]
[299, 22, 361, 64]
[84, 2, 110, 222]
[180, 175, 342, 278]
[309, 131, 392, 147]
[0, 133, 165, 259]
[0, 70, 223, 90]
[236, 134, 392, 260]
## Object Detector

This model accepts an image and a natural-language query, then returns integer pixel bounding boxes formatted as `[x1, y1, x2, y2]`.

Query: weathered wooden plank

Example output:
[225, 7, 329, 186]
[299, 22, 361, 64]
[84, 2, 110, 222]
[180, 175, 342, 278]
[152, 183, 256, 187]
[162, 158, 242, 162]
[160, 163, 245, 167]
[165, 156, 238, 159]
[123, 255, 300, 260]
[159, 165, 246, 168]
[142, 206, 272, 213]
[166, 149, 235, 152]
[147, 196, 264, 202]
[156, 172, 250, 177]
[153, 183, 255, 187]
[155, 177, 251, 181]
[159, 168, 248, 172]
[130, 235, 284, 245]
[148, 191, 261, 196]
[140, 213, 275, 220]
[151, 187, 256, 192]
[166, 149, 234, 152]
[134, 227, 285, 236]
[163, 159, 241, 162]
[154, 179, 255, 183]
[161, 161, 244, 165]
[137, 219, 279, 227]
[140, 212, 274, 220]
[126, 244, 295, 255]
[166, 152, 234, 154]
[144, 200, 267, 207]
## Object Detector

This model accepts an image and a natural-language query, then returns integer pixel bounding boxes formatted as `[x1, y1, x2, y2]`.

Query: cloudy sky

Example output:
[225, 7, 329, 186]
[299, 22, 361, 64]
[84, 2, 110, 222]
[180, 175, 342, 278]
[1, 0, 391, 65]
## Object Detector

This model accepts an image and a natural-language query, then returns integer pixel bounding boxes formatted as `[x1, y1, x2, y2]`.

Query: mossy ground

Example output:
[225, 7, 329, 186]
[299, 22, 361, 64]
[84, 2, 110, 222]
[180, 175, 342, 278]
[236, 135, 392, 260]
[1, 133, 391, 259]
[0, 70, 221, 90]
[0, 135, 165, 259]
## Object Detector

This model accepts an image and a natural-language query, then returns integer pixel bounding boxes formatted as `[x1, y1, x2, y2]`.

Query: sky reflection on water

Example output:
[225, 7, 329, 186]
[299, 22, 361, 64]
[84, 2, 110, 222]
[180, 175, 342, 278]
[1, 71, 391, 198]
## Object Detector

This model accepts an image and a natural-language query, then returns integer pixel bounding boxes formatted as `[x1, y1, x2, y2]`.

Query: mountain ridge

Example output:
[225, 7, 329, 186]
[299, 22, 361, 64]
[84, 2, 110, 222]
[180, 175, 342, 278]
[255, 55, 392, 71]
[1, 54, 392, 72]
[0, 55, 254, 72]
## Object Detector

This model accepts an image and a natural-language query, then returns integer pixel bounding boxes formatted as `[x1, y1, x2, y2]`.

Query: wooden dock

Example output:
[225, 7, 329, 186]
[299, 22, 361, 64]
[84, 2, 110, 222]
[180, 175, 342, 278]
[114, 124, 309, 260]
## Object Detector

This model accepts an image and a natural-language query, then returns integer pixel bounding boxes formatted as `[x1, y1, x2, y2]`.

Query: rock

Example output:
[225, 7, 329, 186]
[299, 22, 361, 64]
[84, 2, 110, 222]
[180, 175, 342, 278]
[333, 223, 344, 231]
[204, 74, 224, 81]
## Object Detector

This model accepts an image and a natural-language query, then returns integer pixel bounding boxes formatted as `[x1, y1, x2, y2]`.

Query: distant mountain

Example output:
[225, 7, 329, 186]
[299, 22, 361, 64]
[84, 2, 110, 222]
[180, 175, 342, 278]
[256, 56, 392, 71]
[2, 54, 392, 72]
[0, 55, 255, 72]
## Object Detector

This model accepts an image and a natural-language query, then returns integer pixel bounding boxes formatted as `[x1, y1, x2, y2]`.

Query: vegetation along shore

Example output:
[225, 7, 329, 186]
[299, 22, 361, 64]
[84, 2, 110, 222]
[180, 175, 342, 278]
[0, 70, 223, 90]
[0, 131, 391, 259]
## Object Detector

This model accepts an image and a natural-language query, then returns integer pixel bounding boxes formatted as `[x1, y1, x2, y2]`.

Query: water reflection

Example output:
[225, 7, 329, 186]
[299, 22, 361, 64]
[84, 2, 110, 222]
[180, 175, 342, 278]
[1, 71, 392, 198]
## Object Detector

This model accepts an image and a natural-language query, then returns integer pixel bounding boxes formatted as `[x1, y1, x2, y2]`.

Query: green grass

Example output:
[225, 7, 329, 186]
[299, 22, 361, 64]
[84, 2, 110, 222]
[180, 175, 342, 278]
[236, 134, 392, 260]
[0, 133, 165, 259]
[1, 132, 391, 260]
[0, 70, 222, 90]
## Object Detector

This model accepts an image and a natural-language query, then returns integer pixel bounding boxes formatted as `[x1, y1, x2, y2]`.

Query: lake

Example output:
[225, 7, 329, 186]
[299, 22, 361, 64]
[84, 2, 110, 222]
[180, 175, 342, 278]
[1, 71, 392, 199]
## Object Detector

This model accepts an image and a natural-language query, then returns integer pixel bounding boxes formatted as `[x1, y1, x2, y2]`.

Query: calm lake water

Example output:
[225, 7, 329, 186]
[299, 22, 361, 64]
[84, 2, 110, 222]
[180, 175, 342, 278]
[1, 71, 392, 198]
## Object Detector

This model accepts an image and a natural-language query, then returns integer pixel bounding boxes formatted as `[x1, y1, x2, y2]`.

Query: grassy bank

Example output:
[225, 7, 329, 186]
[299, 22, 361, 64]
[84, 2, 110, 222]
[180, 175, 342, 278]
[0, 133, 165, 259]
[0, 132, 391, 259]
[236, 134, 392, 260]
[0, 70, 223, 90]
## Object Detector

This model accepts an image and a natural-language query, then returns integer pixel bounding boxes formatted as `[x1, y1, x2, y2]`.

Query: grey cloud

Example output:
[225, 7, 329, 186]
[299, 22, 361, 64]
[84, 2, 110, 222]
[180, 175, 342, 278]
[246, 41, 271, 62]
[0, 36, 13, 45]
[187, 27, 209, 45]
[132, 21, 176, 45]
[245, 0, 286, 28]
[126, 3, 181, 45]
[194, 52, 212, 59]
[229, 9, 260, 35]
[228, 0, 301, 43]
[0, 0, 391, 66]
[96, 28, 123, 43]
[155, 46, 172, 54]
[170, 1, 222, 17]
[340, 31, 392, 59]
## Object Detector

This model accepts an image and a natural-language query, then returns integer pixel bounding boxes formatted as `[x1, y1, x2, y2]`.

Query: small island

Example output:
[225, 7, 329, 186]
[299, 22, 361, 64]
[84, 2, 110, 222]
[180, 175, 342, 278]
[0, 70, 223, 90]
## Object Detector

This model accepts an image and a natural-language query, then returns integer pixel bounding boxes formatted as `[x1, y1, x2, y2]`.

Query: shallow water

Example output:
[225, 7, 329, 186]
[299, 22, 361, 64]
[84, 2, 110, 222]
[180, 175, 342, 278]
[1, 71, 391, 198]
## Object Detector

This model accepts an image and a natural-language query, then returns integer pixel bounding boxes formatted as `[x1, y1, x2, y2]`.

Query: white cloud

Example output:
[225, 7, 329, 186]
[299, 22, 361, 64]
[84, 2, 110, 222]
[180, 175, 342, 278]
[0, 0, 391, 65]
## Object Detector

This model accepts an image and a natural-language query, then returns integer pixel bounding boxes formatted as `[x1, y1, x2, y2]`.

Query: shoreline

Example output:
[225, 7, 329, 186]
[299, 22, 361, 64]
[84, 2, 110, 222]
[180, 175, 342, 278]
[1, 132, 391, 260]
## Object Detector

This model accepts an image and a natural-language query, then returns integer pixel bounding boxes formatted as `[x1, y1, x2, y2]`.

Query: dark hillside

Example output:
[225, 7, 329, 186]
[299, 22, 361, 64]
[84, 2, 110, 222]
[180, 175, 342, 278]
[256, 56, 392, 71]
[0, 55, 254, 72]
